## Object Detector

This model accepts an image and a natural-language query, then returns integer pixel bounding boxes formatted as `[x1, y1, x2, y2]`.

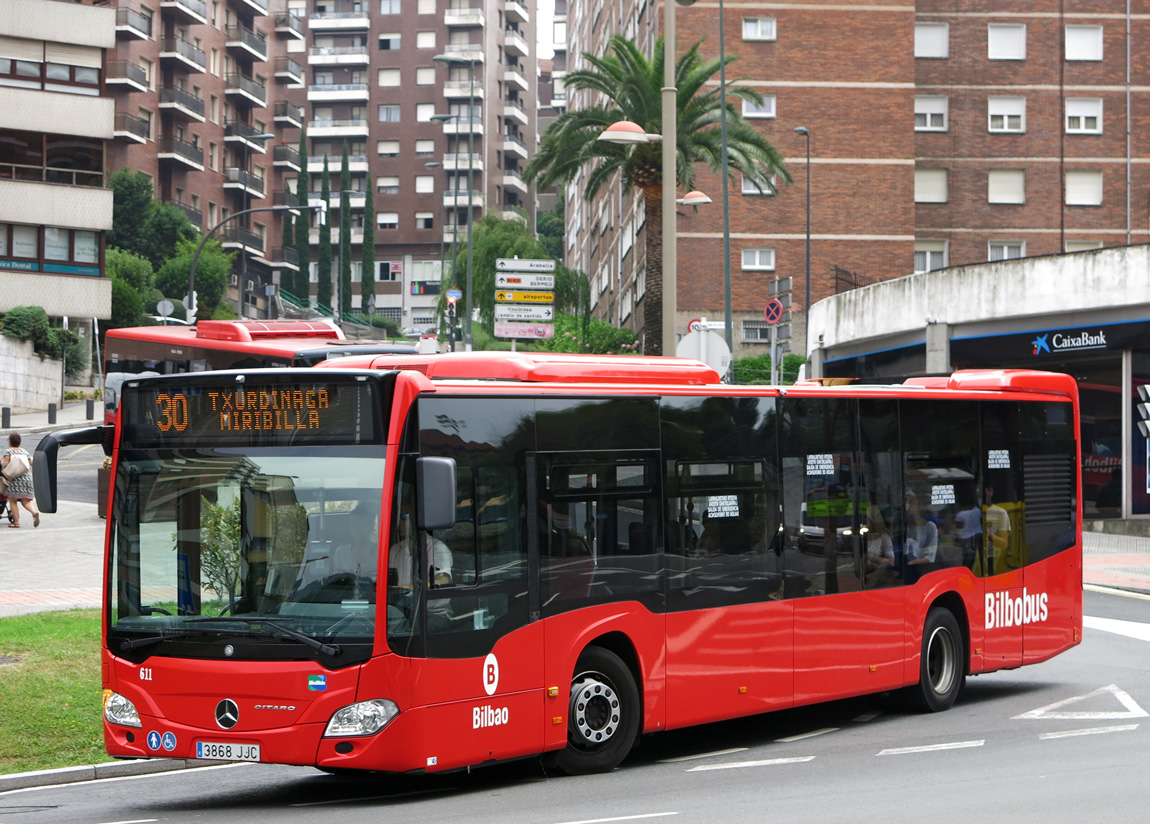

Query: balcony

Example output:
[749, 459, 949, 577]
[443, 189, 484, 211]
[503, 98, 529, 126]
[220, 224, 265, 254]
[441, 43, 484, 63]
[306, 83, 369, 103]
[439, 115, 483, 136]
[274, 100, 304, 127]
[159, 38, 207, 73]
[307, 154, 368, 174]
[445, 7, 484, 27]
[503, 27, 528, 57]
[113, 112, 150, 143]
[229, 0, 268, 17]
[307, 45, 370, 66]
[165, 198, 203, 227]
[443, 152, 483, 172]
[444, 79, 484, 100]
[223, 166, 266, 198]
[273, 189, 300, 208]
[308, 11, 370, 30]
[158, 86, 207, 122]
[265, 246, 300, 269]
[502, 169, 527, 194]
[115, 7, 153, 39]
[226, 26, 268, 62]
[274, 57, 304, 85]
[503, 133, 528, 159]
[224, 120, 273, 152]
[161, 0, 208, 25]
[0, 161, 104, 188]
[275, 13, 305, 40]
[106, 61, 148, 93]
[225, 74, 267, 107]
[308, 226, 364, 245]
[273, 144, 301, 171]
[306, 118, 369, 138]
[157, 136, 205, 171]
[503, 64, 528, 91]
[505, 0, 529, 24]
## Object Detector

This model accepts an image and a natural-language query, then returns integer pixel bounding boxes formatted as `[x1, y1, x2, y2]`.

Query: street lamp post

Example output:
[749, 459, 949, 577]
[794, 126, 811, 361]
[718, 0, 733, 355]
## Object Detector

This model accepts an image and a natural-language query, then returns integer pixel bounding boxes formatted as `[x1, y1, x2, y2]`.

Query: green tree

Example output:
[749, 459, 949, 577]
[537, 200, 565, 262]
[338, 141, 352, 318]
[524, 35, 791, 355]
[138, 203, 197, 270]
[317, 156, 333, 311]
[154, 238, 236, 319]
[730, 352, 805, 385]
[361, 183, 375, 316]
[293, 124, 312, 301]
[104, 247, 155, 328]
[105, 247, 154, 294]
[538, 313, 638, 354]
[195, 495, 242, 610]
[108, 278, 145, 330]
[106, 168, 153, 253]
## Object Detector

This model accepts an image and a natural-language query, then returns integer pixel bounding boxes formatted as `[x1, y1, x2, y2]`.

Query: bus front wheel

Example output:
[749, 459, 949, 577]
[904, 607, 964, 712]
[547, 646, 640, 775]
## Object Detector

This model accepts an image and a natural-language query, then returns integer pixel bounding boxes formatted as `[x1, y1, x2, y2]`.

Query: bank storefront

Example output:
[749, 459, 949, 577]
[807, 246, 1150, 520]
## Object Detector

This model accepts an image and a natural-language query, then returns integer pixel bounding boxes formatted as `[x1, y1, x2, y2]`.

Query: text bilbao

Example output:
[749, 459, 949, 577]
[986, 588, 1049, 629]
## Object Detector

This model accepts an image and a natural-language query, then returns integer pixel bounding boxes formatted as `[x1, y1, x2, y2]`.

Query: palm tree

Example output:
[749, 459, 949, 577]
[525, 35, 790, 355]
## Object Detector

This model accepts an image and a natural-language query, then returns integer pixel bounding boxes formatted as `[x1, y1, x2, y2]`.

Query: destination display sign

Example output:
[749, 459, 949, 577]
[494, 321, 555, 340]
[496, 258, 556, 272]
[122, 378, 381, 447]
[495, 304, 554, 322]
[495, 273, 555, 290]
[495, 290, 555, 303]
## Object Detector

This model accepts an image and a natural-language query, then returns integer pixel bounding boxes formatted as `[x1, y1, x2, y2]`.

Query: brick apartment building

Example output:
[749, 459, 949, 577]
[103, 0, 537, 329]
[565, 2, 1150, 360]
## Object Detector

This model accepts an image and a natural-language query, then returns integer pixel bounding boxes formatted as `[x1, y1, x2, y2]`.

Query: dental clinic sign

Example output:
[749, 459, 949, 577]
[1031, 329, 1107, 356]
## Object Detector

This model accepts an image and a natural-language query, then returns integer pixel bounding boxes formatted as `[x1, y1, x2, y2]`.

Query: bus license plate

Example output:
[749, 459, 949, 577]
[196, 741, 260, 762]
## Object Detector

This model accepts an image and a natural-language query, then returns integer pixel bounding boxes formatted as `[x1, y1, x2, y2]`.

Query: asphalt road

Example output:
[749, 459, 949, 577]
[56, 441, 104, 506]
[2, 589, 1146, 824]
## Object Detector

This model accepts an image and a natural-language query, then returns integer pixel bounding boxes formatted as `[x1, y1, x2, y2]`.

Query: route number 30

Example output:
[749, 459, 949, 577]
[155, 393, 190, 432]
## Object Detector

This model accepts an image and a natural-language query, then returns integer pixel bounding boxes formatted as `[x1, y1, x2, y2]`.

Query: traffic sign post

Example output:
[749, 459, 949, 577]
[494, 261, 556, 342]
[495, 273, 555, 290]
[763, 300, 785, 385]
[496, 258, 556, 272]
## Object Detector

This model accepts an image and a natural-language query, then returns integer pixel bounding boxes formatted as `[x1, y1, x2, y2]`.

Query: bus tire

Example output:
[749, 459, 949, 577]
[549, 646, 640, 775]
[905, 607, 964, 713]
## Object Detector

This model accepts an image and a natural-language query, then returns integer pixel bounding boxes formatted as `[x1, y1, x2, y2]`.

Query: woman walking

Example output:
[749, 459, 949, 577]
[2, 432, 40, 528]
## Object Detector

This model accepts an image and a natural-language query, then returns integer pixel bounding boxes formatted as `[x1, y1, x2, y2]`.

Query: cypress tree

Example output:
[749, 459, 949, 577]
[361, 183, 376, 322]
[339, 140, 352, 318]
[292, 124, 311, 302]
[317, 156, 332, 311]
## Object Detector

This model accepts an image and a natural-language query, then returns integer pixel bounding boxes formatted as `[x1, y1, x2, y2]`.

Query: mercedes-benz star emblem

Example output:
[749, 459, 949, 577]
[215, 699, 239, 730]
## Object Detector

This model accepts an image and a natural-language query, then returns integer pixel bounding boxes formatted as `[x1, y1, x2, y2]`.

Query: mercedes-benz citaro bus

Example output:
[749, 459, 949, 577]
[34, 352, 1082, 776]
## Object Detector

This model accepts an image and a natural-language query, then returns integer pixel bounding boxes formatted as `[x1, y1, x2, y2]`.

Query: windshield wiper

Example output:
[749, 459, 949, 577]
[120, 631, 197, 651]
[186, 616, 343, 657]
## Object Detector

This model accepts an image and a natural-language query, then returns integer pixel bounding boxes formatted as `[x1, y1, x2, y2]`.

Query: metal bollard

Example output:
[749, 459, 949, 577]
[48, 403, 57, 425]
[1, 407, 8, 430]
[86, 398, 95, 420]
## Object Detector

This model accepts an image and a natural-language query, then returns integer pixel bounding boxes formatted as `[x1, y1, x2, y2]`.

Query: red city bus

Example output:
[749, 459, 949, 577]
[36, 352, 1082, 776]
[102, 319, 418, 422]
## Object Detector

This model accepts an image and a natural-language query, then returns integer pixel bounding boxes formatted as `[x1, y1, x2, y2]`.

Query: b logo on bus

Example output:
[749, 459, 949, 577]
[986, 588, 1048, 629]
[483, 653, 499, 696]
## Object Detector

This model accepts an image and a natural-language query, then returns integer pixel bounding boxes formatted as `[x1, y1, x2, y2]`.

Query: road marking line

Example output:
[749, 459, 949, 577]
[1039, 724, 1139, 740]
[1084, 615, 1150, 642]
[549, 814, 678, 824]
[687, 756, 816, 772]
[775, 727, 838, 743]
[95, 820, 158, 824]
[852, 711, 882, 723]
[877, 740, 984, 756]
[0, 763, 248, 796]
[658, 747, 748, 763]
[1013, 684, 1148, 720]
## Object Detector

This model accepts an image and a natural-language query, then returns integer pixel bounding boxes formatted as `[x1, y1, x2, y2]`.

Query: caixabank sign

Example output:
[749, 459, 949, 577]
[952, 319, 1150, 366]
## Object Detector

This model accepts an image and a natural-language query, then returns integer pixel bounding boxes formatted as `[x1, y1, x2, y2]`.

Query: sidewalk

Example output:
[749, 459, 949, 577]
[2, 397, 104, 437]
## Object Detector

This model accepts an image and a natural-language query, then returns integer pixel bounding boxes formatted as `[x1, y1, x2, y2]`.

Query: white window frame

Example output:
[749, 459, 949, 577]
[741, 174, 777, 196]
[987, 169, 1026, 204]
[914, 240, 947, 274]
[742, 17, 776, 42]
[378, 212, 399, 229]
[914, 168, 948, 203]
[377, 139, 399, 156]
[741, 247, 775, 271]
[378, 68, 400, 86]
[742, 96, 776, 119]
[1066, 240, 1103, 253]
[914, 96, 948, 132]
[1066, 97, 1102, 134]
[378, 104, 400, 122]
[415, 102, 435, 122]
[1066, 25, 1103, 61]
[376, 175, 400, 194]
[414, 175, 434, 194]
[914, 22, 949, 59]
[988, 24, 1026, 60]
[988, 96, 1026, 133]
[1065, 170, 1103, 206]
[416, 31, 436, 49]
[415, 66, 435, 85]
[989, 241, 1025, 262]
[741, 319, 772, 343]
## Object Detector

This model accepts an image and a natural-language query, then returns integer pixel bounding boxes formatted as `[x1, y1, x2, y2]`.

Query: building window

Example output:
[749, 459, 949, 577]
[915, 96, 948, 131]
[741, 247, 775, 270]
[741, 320, 773, 342]
[415, 139, 435, 155]
[416, 31, 436, 49]
[415, 211, 434, 229]
[415, 175, 434, 193]
[377, 176, 399, 194]
[380, 0, 400, 12]
[988, 96, 1025, 133]
[378, 104, 400, 122]
[1066, 240, 1103, 252]
[988, 169, 1026, 204]
[914, 169, 948, 203]
[417, 0, 435, 12]
[377, 139, 400, 156]
[989, 241, 1024, 262]
[1065, 170, 1103, 205]
[416, 67, 435, 85]
[377, 261, 399, 281]
[379, 33, 401, 50]
[915, 23, 948, 59]
[742, 17, 776, 41]
[914, 240, 947, 273]
[741, 175, 776, 195]
[1066, 97, 1103, 133]
[378, 212, 399, 229]
[378, 68, 400, 86]
[1066, 25, 1103, 61]
[416, 103, 435, 122]
[988, 24, 1026, 60]
[742, 96, 776, 119]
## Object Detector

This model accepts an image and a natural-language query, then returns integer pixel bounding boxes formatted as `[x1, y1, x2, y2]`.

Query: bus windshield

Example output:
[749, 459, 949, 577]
[108, 449, 386, 662]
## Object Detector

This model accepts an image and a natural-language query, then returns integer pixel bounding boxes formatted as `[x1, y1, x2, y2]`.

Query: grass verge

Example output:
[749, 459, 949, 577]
[0, 609, 112, 775]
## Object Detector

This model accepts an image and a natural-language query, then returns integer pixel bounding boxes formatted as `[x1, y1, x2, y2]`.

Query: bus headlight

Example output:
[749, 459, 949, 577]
[324, 699, 399, 737]
[103, 690, 142, 728]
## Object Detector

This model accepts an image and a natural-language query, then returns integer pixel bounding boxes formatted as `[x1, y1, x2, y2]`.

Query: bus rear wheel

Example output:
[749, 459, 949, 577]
[904, 607, 964, 712]
[547, 647, 640, 775]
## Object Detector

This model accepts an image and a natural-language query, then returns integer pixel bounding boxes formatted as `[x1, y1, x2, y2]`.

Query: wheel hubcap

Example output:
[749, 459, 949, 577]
[570, 673, 620, 746]
[926, 626, 956, 694]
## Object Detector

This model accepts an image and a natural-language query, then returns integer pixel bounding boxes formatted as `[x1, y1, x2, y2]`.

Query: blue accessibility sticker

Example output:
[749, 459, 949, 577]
[161, 731, 178, 752]
[147, 730, 162, 751]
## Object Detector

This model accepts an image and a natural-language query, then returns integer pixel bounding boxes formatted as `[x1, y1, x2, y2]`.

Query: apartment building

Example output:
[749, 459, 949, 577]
[0, 0, 115, 334]
[565, 3, 1149, 360]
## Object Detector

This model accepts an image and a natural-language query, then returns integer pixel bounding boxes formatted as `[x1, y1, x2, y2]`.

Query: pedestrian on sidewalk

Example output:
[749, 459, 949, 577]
[2, 432, 40, 528]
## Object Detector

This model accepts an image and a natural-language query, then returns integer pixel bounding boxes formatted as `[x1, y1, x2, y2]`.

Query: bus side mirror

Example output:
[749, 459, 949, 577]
[415, 457, 456, 531]
[33, 426, 112, 514]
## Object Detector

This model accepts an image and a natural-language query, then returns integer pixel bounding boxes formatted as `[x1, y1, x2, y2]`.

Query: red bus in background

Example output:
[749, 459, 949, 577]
[38, 353, 1082, 777]
[102, 320, 419, 422]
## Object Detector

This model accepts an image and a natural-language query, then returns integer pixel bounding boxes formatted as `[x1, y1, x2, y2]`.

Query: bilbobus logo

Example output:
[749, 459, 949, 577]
[986, 588, 1048, 629]
[473, 705, 510, 729]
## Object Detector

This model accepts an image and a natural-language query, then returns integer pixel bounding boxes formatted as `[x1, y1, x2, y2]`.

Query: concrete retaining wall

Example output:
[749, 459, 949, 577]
[0, 336, 63, 413]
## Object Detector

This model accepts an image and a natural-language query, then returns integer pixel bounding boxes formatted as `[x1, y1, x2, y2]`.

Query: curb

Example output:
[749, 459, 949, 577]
[0, 758, 228, 794]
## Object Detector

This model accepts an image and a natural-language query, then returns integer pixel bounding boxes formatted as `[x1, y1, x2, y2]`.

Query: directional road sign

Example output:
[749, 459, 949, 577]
[495, 304, 554, 322]
[496, 258, 556, 273]
[495, 273, 555, 290]
[495, 321, 555, 339]
[446, 288, 463, 301]
[496, 290, 555, 303]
